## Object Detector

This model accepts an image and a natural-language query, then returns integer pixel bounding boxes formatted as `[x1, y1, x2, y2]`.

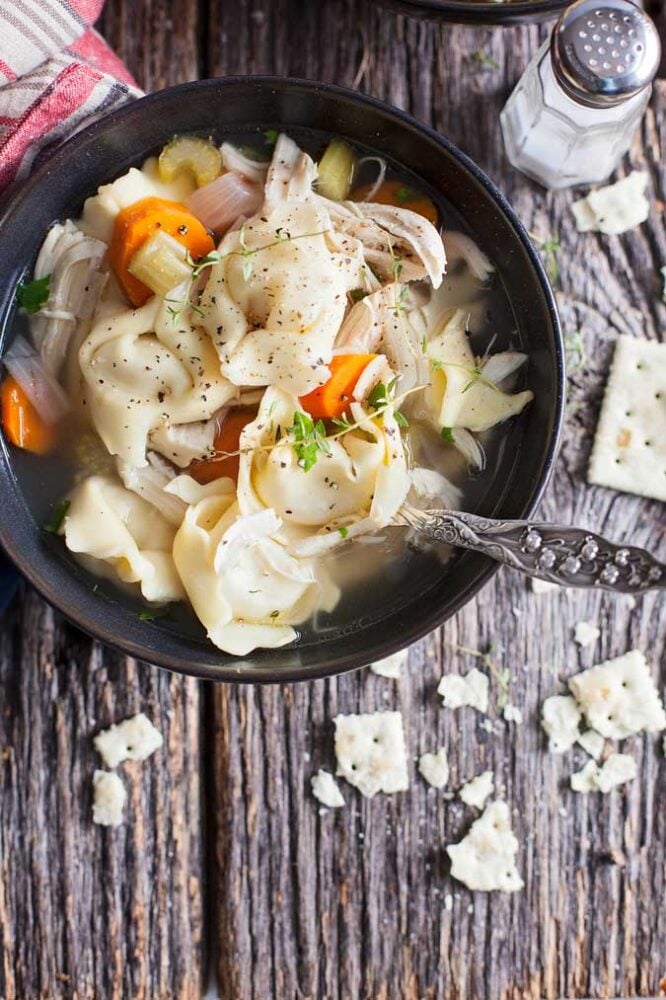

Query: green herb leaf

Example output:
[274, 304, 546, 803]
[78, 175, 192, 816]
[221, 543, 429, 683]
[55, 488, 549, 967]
[394, 409, 409, 429]
[367, 382, 388, 409]
[390, 257, 403, 282]
[138, 608, 167, 622]
[349, 288, 369, 304]
[395, 185, 418, 205]
[331, 413, 353, 431]
[269, 609, 280, 618]
[17, 274, 51, 315]
[441, 426, 454, 444]
[264, 128, 279, 145]
[421, 336, 428, 355]
[472, 49, 499, 71]
[564, 329, 586, 374]
[44, 498, 70, 534]
[338, 526, 349, 539]
[289, 410, 331, 471]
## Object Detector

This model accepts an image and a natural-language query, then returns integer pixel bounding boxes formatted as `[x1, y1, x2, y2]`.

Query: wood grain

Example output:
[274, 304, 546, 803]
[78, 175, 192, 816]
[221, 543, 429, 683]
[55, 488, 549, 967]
[206, 1, 666, 997]
[0, 5, 206, 1000]
[0, 0, 664, 998]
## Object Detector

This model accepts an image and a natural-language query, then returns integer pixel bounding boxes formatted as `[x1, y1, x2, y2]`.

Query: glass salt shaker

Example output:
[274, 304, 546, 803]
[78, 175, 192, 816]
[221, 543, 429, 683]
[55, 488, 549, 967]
[500, 0, 661, 190]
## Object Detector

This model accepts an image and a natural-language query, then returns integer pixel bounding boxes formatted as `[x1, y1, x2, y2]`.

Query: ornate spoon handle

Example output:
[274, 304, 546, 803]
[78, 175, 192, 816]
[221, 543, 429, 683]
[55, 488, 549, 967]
[397, 505, 665, 594]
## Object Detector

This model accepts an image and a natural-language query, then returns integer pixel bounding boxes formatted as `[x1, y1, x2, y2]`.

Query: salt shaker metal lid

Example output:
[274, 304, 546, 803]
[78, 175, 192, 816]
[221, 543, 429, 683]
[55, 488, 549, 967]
[552, 0, 661, 108]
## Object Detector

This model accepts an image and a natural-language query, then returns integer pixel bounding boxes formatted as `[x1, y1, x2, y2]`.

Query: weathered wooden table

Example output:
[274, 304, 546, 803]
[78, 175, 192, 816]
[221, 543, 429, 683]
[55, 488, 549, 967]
[0, 1, 664, 997]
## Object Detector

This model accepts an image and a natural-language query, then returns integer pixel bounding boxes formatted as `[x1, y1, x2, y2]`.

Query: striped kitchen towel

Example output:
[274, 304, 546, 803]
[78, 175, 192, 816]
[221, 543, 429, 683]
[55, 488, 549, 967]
[0, 0, 141, 612]
[0, 0, 142, 197]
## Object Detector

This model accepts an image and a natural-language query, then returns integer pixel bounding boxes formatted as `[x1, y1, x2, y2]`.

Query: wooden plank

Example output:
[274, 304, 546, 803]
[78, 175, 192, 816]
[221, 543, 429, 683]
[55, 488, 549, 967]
[0, 4, 206, 998]
[208, 2, 666, 997]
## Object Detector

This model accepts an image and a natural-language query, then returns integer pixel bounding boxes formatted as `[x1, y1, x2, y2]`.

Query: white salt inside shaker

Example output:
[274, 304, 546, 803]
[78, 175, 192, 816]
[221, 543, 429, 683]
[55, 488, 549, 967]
[500, 0, 660, 190]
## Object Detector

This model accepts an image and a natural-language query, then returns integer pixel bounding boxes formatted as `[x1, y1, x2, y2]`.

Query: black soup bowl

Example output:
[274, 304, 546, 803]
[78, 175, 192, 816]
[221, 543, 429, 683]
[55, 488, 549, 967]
[0, 77, 564, 683]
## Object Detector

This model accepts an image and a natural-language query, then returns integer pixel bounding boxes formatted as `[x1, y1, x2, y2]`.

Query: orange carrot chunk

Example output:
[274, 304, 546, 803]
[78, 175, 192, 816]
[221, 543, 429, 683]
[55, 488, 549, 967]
[109, 196, 215, 307]
[351, 180, 438, 227]
[188, 408, 256, 485]
[1, 376, 56, 454]
[299, 354, 377, 420]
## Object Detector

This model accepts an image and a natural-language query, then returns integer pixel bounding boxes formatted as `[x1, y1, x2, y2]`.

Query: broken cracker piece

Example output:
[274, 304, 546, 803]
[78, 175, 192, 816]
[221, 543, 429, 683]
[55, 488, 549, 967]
[541, 694, 582, 753]
[574, 621, 600, 648]
[459, 770, 494, 809]
[446, 801, 523, 893]
[334, 711, 409, 797]
[571, 752, 637, 794]
[568, 650, 666, 739]
[311, 769, 345, 808]
[571, 171, 649, 236]
[370, 649, 408, 679]
[588, 335, 666, 502]
[92, 770, 127, 827]
[577, 729, 605, 761]
[418, 748, 449, 789]
[94, 713, 163, 769]
[437, 667, 489, 712]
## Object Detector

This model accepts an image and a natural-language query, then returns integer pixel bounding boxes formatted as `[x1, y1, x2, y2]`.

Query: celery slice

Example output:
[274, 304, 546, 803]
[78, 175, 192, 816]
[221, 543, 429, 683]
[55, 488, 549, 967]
[158, 136, 222, 187]
[127, 231, 193, 297]
[316, 140, 358, 201]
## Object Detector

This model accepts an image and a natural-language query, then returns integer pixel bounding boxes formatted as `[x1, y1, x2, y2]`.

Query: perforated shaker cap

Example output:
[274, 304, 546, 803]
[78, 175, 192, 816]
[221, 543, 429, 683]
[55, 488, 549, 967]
[552, 0, 661, 108]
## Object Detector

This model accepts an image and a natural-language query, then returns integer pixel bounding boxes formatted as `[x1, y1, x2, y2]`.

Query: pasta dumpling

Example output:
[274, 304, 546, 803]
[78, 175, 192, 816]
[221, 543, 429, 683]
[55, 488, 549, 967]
[62, 475, 184, 602]
[199, 202, 364, 395]
[237, 386, 410, 556]
[425, 309, 533, 433]
[171, 480, 332, 654]
[79, 295, 237, 466]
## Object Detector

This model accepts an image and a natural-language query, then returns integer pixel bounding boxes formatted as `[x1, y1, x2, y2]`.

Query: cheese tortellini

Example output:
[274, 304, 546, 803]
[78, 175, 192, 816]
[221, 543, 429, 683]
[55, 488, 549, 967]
[25, 129, 535, 657]
[199, 202, 364, 395]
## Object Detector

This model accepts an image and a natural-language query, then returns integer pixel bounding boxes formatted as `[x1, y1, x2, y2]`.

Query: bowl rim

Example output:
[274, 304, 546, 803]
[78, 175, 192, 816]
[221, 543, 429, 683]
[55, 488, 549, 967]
[374, 0, 568, 23]
[0, 75, 565, 683]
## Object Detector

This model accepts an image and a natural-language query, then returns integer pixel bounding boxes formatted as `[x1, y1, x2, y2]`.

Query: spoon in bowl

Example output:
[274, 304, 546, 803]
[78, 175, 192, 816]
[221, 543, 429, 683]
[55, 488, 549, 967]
[396, 504, 665, 593]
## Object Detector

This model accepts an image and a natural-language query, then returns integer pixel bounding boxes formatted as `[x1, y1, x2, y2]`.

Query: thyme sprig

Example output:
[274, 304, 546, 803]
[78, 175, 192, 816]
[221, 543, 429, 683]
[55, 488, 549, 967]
[429, 357, 500, 394]
[189, 226, 333, 280]
[207, 383, 425, 471]
[530, 231, 561, 284]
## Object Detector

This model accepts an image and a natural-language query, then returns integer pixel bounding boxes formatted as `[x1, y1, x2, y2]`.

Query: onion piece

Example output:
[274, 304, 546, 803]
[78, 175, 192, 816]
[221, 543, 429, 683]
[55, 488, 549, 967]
[186, 172, 263, 233]
[220, 143, 269, 184]
[450, 427, 486, 472]
[358, 156, 387, 201]
[444, 231, 494, 282]
[116, 454, 187, 526]
[3, 335, 70, 424]
[31, 220, 107, 375]
[479, 351, 528, 386]
[409, 467, 463, 511]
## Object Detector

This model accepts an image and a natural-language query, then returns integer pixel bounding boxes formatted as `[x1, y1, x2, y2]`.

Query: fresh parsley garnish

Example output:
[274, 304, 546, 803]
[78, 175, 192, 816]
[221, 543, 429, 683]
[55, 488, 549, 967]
[289, 411, 331, 472]
[17, 274, 51, 315]
[338, 526, 349, 539]
[441, 427, 454, 444]
[367, 378, 408, 428]
[44, 498, 70, 534]
[264, 128, 279, 145]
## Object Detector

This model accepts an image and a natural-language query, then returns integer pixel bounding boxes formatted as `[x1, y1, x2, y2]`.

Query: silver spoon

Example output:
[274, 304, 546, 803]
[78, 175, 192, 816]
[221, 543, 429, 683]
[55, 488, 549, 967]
[396, 505, 665, 594]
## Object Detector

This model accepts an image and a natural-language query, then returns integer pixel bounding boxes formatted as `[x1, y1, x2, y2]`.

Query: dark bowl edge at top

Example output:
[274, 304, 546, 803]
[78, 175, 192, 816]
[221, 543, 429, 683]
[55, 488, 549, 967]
[0, 76, 565, 683]
[371, 0, 567, 24]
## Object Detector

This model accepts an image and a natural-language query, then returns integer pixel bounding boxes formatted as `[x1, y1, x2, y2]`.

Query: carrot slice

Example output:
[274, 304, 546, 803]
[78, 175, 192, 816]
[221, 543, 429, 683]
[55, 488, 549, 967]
[1, 376, 56, 454]
[299, 354, 377, 420]
[109, 196, 215, 307]
[351, 180, 438, 226]
[188, 408, 256, 485]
